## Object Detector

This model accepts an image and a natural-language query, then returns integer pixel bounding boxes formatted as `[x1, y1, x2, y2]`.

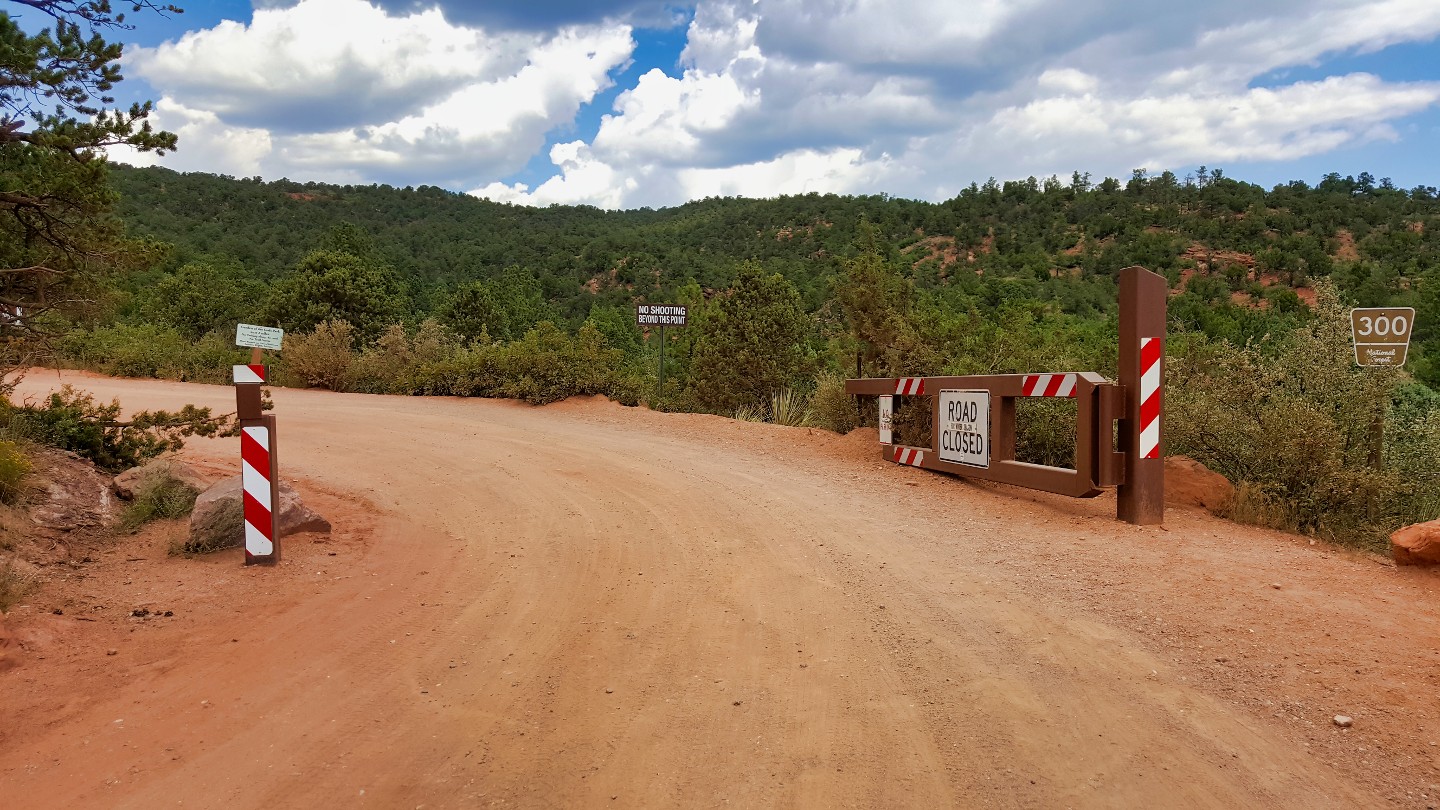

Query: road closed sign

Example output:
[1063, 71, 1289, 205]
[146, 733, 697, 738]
[938, 390, 989, 468]
[1350, 307, 1414, 367]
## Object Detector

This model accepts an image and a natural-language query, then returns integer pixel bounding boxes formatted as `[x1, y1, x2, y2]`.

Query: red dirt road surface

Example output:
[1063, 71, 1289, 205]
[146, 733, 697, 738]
[2, 371, 1438, 809]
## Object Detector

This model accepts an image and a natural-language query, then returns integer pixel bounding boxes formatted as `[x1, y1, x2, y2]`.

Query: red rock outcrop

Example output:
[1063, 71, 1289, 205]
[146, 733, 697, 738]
[1390, 520, 1440, 566]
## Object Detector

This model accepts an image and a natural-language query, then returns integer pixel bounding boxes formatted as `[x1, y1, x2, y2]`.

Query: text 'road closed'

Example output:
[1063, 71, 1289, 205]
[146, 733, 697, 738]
[939, 390, 990, 468]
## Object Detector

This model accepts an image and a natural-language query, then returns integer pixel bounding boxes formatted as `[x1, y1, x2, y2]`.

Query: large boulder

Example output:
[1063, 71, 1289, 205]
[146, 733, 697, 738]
[186, 477, 331, 554]
[1391, 520, 1440, 567]
[112, 459, 207, 501]
[1164, 456, 1234, 515]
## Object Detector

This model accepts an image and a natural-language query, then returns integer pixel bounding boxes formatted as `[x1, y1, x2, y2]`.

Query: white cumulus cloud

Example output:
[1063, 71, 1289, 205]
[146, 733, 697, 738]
[112, 0, 1440, 209]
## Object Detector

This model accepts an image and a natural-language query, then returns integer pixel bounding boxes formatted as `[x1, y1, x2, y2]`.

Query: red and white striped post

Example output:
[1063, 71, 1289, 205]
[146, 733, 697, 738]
[1118, 266, 1166, 525]
[234, 362, 280, 564]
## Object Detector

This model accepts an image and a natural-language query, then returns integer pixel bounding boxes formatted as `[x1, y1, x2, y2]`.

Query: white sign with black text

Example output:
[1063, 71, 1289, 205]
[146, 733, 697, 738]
[236, 323, 284, 351]
[636, 305, 688, 327]
[878, 395, 893, 444]
[938, 389, 990, 468]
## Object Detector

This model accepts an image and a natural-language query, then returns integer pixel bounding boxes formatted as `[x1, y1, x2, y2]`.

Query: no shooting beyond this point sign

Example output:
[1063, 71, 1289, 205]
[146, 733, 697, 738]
[236, 323, 284, 351]
[637, 305, 687, 327]
[1350, 307, 1414, 367]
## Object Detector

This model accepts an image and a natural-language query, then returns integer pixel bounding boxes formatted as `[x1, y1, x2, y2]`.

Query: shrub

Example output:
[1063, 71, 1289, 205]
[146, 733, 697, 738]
[279, 320, 358, 391]
[410, 341, 505, 397]
[351, 320, 460, 394]
[58, 324, 249, 383]
[1014, 398, 1076, 468]
[0, 441, 31, 505]
[809, 371, 858, 434]
[4, 386, 233, 471]
[119, 470, 200, 532]
[499, 322, 631, 405]
[59, 323, 192, 378]
[407, 321, 643, 406]
[0, 559, 33, 613]
[1167, 283, 1408, 547]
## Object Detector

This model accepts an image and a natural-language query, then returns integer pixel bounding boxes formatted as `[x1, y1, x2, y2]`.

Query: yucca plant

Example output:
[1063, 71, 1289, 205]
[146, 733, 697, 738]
[770, 389, 813, 427]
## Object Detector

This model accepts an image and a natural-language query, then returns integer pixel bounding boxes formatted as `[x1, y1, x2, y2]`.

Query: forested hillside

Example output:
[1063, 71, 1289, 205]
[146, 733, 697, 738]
[52, 164, 1439, 549]
[108, 165, 1439, 383]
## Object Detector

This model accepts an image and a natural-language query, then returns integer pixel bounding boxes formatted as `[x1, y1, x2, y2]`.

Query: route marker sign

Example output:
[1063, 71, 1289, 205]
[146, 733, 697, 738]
[937, 389, 989, 468]
[236, 323, 284, 351]
[1350, 307, 1414, 367]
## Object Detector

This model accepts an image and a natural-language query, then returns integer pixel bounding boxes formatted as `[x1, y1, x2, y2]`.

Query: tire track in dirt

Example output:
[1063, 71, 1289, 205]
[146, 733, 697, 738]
[1, 373, 1429, 808]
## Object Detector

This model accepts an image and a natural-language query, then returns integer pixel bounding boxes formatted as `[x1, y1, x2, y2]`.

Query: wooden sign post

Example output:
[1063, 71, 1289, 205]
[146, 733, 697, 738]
[234, 324, 284, 566]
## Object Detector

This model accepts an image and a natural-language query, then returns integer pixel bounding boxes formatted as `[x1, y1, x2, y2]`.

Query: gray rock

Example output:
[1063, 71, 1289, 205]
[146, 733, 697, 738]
[185, 477, 331, 554]
[1333, 715, 1353, 728]
[112, 459, 207, 501]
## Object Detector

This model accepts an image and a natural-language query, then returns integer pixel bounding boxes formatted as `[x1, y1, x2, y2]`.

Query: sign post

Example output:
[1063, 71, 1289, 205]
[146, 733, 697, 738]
[234, 324, 284, 566]
[1350, 307, 1414, 367]
[1117, 266, 1166, 526]
[637, 305, 688, 394]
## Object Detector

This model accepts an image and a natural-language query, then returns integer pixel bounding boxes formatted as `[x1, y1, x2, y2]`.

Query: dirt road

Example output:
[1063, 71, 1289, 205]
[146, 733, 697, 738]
[2, 372, 1438, 808]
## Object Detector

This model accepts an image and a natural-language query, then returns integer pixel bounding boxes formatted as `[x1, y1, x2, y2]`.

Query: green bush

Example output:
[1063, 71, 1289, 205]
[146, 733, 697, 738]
[1167, 283, 1411, 547]
[498, 322, 637, 405]
[350, 320, 461, 394]
[808, 371, 858, 434]
[278, 320, 357, 391]
[409, 321, 642, 406]
[58, 324, 249, 383]
[1014, 398, 1077, 468]
[59, 323, 192, 378]
[4, 386, 233, 471]
[0, 440, 31, 505]
[120, 470, 200, 532]
[410, 341, 505, 398]
[770, 389, 813, 427]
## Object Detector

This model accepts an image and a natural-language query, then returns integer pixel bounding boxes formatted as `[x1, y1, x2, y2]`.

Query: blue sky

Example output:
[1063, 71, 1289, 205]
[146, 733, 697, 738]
[32, 0, 1440, 208]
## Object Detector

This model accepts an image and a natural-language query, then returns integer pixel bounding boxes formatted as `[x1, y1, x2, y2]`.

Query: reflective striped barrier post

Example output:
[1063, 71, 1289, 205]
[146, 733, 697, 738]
[234, 362, 281, 565]
[1117, 265, 1166, 526]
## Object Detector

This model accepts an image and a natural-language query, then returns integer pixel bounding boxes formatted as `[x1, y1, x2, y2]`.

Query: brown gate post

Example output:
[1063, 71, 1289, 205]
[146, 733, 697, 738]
[1117, 266, 1166, 525]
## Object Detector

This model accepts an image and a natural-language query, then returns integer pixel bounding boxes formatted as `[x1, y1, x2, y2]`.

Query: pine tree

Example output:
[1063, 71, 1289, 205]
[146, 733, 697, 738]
[0, 0, 179, 375]
[689, 263, 811, 414]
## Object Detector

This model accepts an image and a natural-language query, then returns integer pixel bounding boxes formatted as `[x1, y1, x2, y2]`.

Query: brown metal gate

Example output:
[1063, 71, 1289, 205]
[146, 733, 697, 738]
[843, 266, 1167, 525]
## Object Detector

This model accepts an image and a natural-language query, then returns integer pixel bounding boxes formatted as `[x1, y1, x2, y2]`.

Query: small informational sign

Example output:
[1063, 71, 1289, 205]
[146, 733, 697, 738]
[637, 304, 687, 327]
[878, 395, 893, 444]
[938, 390, 990, 468]
[236, 323, 284, 351]
[1350, 307, 1414, 367]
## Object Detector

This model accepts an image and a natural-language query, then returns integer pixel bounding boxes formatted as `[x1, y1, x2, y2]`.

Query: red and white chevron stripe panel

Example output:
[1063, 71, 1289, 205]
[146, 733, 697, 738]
[233, 364, 267, 384]
[894, 377, 926, 396]
[1021, 373, 1078, 397]
[241, 426, 274, 559]
[1139, 338, 1162, 459]
[893, 447, 925, 467]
